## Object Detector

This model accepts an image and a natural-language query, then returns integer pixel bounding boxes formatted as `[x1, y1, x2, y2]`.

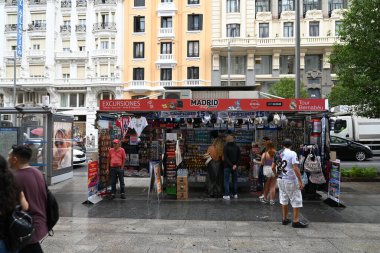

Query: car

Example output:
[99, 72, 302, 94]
[330, 136, 373, 161]
[73, 148, 87, 165]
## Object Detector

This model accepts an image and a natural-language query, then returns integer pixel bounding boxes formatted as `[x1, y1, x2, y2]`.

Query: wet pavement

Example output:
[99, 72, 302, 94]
[41, 166, 380, 252]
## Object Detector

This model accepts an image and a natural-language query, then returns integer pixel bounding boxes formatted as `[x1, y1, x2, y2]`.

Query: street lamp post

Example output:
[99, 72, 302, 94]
[295, 0, 301, 98]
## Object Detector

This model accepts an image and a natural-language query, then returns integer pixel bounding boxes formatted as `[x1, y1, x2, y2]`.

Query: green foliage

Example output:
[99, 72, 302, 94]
[327, 84, 352, 107]
[329, 0, 380, 117]
[269, 78, 309, 98]
[341, 167, 378, 178]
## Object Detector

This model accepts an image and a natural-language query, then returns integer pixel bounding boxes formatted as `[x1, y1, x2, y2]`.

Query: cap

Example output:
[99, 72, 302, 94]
[113, 139, 120, 144]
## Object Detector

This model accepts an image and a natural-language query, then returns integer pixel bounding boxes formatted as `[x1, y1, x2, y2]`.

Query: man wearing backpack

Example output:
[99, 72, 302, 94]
[8, 145, 48, 253]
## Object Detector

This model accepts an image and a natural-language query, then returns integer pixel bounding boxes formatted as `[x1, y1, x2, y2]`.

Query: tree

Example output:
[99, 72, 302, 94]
[329, 0, 380, 117]
[269, 78, 308, 98]
[327, 84, 352, 107]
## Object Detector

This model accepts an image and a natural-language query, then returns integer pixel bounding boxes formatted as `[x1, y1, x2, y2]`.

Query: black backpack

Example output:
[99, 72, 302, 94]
[46, 185, 59, 235]
[7, 207, 34, 251]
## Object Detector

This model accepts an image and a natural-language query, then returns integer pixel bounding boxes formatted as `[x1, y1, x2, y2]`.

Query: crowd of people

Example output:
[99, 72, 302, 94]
[204, 135, 308, 228]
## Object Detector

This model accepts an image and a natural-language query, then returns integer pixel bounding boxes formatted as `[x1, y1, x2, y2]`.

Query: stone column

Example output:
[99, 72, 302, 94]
[211, 52, 221, 86]
[272, 49, 281, 77]
[246, 50, 255, 85]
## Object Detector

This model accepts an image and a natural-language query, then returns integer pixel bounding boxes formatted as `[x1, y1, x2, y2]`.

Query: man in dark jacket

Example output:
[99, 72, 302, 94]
[223, 135, 241, 200]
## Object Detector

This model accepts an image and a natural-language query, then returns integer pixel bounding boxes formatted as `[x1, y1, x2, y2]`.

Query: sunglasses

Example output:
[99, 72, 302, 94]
[55, 141, 65, 147]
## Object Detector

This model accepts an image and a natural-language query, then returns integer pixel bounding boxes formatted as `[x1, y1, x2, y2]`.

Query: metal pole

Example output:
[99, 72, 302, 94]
[295, 0, 301, 98]
[228, 40, 231, 86]
[13, 50, 16, 106]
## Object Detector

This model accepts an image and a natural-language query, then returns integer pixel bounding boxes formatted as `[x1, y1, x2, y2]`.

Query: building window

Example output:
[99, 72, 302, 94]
[60, 93, 85, 107]
[227, 0, 240, 12]
[100, 41, 109, 49]
[226, 24, 240, 37]
[161, 16, 173, 28]
[256, 0, 270, 12]
[259, 23, 269, 38]
[79, 46, 85, 51]
[254, 56, 272, 75]
[329, 0, 347, 12]
[134, 0, 145, 7]
[283, 22, 293, 37]
[97, 92, 114, 106]
[161, 42, 172, 54]
[133, 42, 144, 58]
[32, 44, 40, 50]
[279, 0, 294, 12]
[280, 55, 295, 74]
[187, 41, 199, 57]
[304, 0, 321, 11]
[133, 68, 144, 80]
[161, 0, 173, 2]
[335, 21, 342, 36]
[309, 21, 319, 37]
[220, 56, 246, 75]
[305, 54, 322, 71]
[133, 16, 145, 33]
[0, 94, 4, 107]
[160, 68, 172, 80]
[188, 14, 203, 31]
[187, 67, 199, 79]
[63, 73, 70, 79]
[188, 0, 199, 4]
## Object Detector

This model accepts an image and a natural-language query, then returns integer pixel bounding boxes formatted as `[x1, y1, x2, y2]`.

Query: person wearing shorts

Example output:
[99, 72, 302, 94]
[273, 139, 308, 228]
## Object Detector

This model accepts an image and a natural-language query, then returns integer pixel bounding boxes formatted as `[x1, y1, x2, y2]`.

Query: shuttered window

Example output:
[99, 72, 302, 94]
[29, 65, 44, 77]
[77, 66, 85, 79]
[6, 66, 20, 78]
[100, 65, 108, 75]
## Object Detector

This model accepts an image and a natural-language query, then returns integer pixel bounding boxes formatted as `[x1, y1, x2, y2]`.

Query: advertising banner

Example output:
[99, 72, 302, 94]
[88, 161, 99, 197]
[16, 0, 23, 57]
[328, 160, 341, 205]
[99, 99, 328, 112]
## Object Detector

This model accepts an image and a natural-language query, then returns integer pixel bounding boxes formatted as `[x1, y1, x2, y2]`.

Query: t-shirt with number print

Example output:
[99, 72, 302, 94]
[275, 148, 299, 182]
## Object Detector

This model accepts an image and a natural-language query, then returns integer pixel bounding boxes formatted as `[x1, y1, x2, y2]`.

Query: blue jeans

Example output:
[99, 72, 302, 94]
[224, 167, 238, 196]
[110, 167, 125, 195]
[0, 240, 17, 253]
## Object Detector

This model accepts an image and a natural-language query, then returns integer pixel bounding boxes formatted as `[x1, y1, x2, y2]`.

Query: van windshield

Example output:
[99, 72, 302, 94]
[334, 120, 347, 133]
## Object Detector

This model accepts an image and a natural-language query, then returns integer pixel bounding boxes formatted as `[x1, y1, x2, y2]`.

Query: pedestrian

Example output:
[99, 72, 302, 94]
[223, 135, 241, 200]
[0, 154, 29, 253]
[258, 136, 270, 195]
[255, 141, 277, 205]
[273, 139, 308, 228]
[205, 137, 224, 198]
[8, 145, 48, 252]
[107, 139, 126, 199]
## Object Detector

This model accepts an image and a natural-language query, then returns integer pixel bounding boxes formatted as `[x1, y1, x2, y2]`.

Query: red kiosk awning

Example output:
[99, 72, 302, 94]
[99, 99, 328, 112]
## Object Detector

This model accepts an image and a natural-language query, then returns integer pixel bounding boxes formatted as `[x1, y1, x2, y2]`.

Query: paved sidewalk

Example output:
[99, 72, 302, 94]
[41, 167, 380, 252]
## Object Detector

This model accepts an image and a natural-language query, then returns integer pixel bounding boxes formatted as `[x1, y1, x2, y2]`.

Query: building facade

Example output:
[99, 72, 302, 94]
[123, 0, 212, 99]
[211, 0, 347, 97]
[0, 0, 124, 142]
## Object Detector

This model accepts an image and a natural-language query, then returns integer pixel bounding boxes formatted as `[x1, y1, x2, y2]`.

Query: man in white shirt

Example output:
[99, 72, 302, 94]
[272, 139, 308, 228]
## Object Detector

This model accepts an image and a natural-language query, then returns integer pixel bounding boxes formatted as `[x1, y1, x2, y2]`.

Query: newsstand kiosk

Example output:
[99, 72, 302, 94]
[95, 98, 331, 199]
[0, 107, 74, 185]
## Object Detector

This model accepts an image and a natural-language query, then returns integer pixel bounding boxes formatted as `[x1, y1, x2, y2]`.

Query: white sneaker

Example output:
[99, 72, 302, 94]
[233, 194, 238, 199]
[223, 195, 230, 200]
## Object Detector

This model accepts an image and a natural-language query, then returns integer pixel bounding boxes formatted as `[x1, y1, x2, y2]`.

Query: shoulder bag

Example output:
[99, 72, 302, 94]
[6, 206, 34, 251]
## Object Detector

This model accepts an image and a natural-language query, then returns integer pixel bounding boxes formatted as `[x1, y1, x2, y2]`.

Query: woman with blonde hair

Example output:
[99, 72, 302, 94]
[256, 141, 277, 205]
[205, 137, 224, 197]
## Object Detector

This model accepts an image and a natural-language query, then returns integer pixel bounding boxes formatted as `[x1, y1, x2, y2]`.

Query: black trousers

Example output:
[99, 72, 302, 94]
[20, 242, 44, 253]
[207, 160, 223, 196]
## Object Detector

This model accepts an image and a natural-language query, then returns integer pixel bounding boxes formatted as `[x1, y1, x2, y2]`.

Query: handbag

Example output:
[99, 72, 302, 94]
[304, 154, 322, 173]
[46, 184, 59, 236]
[309, 172, 326, 184]
[6, 206, 34, 251]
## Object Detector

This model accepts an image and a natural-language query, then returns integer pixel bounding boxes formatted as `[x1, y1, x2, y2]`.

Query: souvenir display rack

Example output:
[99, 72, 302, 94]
[164, 140, 177, 195]
[98, 129, 111, 190]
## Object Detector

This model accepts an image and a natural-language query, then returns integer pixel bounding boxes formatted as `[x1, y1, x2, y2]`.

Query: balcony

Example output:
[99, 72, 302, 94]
[29, 0, 47, 11]
[28, 23, 47, 32]
[5, 0, 17, 6]
[60, 25, 71, 34]
[186, 80, 201, 86]
[92, 49, 117, 58]
[61, 0, 72, 8]
[4, 24, 17, 33]
[211, 37, 341, 49]
[55, 79, 88, 86]
[92, 22, 116, 33]
[158, 27, 174, 38]
[157, 2, 177, 16]
[0, 78, 50, 87]
[155, 54, 176, 68]
[3, 51, 21, 64]
[76, 24, 86, 32]
[27, 50, 46, 63]
[90, 77, 118, 85]
[55, 51, 88, 60]
[94, 0, 116, 6]
[76, 0, 87, 7]
[159, 81, 173, 87]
